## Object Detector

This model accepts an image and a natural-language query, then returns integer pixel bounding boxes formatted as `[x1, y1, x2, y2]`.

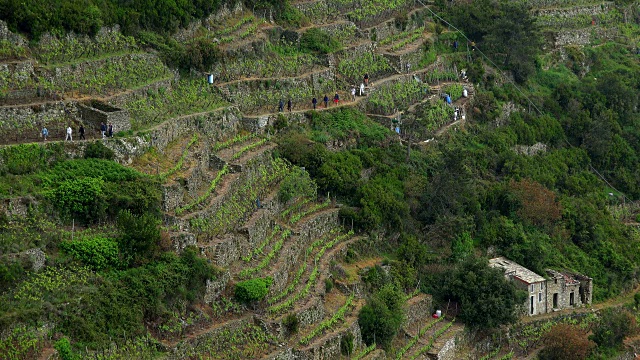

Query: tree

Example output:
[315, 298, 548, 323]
[539, 323, 595, 360]
[591, 307, 637, 350]
[358, 284, 405, 350]
[451, 231, 474, 262]
[116, 210, 160, 265]
[441, 257, 526, 329]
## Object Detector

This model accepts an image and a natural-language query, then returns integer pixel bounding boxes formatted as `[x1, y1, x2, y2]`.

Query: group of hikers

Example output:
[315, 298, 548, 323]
[41, 121, 114, 141]
[278, 74, 371, 113]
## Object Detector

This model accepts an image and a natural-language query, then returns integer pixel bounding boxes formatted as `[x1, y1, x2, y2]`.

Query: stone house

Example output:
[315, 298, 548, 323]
[489, 257, 593, 316]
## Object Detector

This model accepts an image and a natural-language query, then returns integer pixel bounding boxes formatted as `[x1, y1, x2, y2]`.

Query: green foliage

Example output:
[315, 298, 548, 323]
[84, 141, 115, 160]
[235, 277, 273, 303]
[54, 338, 79, 360]
[317, 151, 362, 195]
[59, 236, 121, 270]
[440, 0, 543, 82]
[591, 308, 637, 350]
[116, 210, 160, 265]
[324, 278, 334, 293]
[0, 143, 65, 175]
[0, 0, 226, 39]
[340, 332, 354, 356]
[45, 177, 106, 223]
[358, 285, 405, 350]
[300, 295, 354, 345]
[300, 28, 341, 54]
[310, 108, 390, 145]
[283, 313, 299, 335]
[451, 231, 474, 262]
[278, 166, 317, 203]
[0, 325, 40, 360]
[440, 257, 526, 329]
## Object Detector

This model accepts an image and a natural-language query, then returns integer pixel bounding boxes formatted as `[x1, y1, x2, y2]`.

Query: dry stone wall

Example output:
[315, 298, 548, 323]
[405, 294, 434, 329]
[0, 101, 77, 141]
[150, 106, 243, 152]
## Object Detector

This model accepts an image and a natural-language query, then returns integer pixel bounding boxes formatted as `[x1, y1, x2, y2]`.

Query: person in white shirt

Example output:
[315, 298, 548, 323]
[66, 126, 72, 141]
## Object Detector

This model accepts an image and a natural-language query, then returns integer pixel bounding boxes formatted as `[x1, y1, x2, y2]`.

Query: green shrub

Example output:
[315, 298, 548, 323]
[278, 166, 317, 203]
[54, 338, 78, 360]
[235, 277, 273, 303]
[300, 28, 341, 54]
[324, 278, 334, 293]
[45, 177, 106, 223]
[358, 284, 405, 350]
[591, 308, 637, 349]
[283, 313, 299, 334]
[116, 210, 160, 265]
[84, 141, 115, 160]
[59, 236, 121, 270]
[341, 332, 354, 356]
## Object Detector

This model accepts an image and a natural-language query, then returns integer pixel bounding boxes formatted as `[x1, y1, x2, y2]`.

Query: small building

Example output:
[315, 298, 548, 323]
[78, 100, 131, 134]
[489, 257, 593, 316]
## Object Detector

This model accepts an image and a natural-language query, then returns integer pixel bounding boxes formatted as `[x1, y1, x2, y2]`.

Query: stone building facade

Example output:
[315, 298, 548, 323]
[78, 100, 131, 133]
[489, 257, 593, 316]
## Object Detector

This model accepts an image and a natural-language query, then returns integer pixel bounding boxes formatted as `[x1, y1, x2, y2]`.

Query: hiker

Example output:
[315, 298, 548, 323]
[100, 122, 107, 139]
[364, 73, 369, 86]
[278, 99, 284, 112]
[79, 124, 85, 140]
[42, 127, 48, 141]
[287, 99, 292, 112]
[66, 126, 73, 141]
[462, 88, 468, 98]
[360, 83, 365, 96]
[323, 94, 329, 108]
[108, 123, 113, 137]
[351, 87, 356, 101]
[406, 62, 411, 73]
[333, 93, 339, 105]
[312, 97, 317, 109]
[453, 40, 458, 51]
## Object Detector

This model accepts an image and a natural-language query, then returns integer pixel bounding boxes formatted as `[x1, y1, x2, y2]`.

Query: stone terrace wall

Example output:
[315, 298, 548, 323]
[363, 7, 431, 43]
[0, 101, 77, 142]
[167, 317, 253, 359]
[220, 69, 336, 113]
[293, 320, 363, 360]
[150, 106, 243, 152]
[405, 294, 434, 329]
[0, 20, 27, 47]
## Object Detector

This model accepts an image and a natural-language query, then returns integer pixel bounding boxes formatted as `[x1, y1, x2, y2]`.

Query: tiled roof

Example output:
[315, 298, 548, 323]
[489, 257, 545, 284]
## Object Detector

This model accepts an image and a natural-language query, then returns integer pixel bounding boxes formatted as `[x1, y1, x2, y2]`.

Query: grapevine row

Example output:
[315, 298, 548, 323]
[239, 229, 291, 278]
[299, 295, 355, 345]
[159, 134, 198, 181]
[175, 164, 229, 215]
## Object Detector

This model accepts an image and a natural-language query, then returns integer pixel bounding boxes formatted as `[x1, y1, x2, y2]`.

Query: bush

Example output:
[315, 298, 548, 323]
[116, 210, 161, 265]
[440, 257, 526, 329]
[234, 277, 273, 304]
[358, 284, 404, 350]
[283, 313, 299, 335]
[59, 236, 121, 270]
[539, 323, 594, 360]
[278, 166, 317, 203]
[46, 177, 106, 223]
[324, 278, 334, 293]
[84, 142, 115, 160]
[300, 28, 341, 54]
[591, 308, 637, 349]
[54, 338, 78, 360]
[340, 332, 354, 356]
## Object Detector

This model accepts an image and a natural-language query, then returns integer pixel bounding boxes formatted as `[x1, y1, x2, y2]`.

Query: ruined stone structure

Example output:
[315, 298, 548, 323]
[78, 100, 131, 133]
[489, 257, 592, 316]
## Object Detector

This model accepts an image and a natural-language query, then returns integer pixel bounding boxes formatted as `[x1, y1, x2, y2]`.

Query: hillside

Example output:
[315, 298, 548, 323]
[1, 0, 640, 359]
